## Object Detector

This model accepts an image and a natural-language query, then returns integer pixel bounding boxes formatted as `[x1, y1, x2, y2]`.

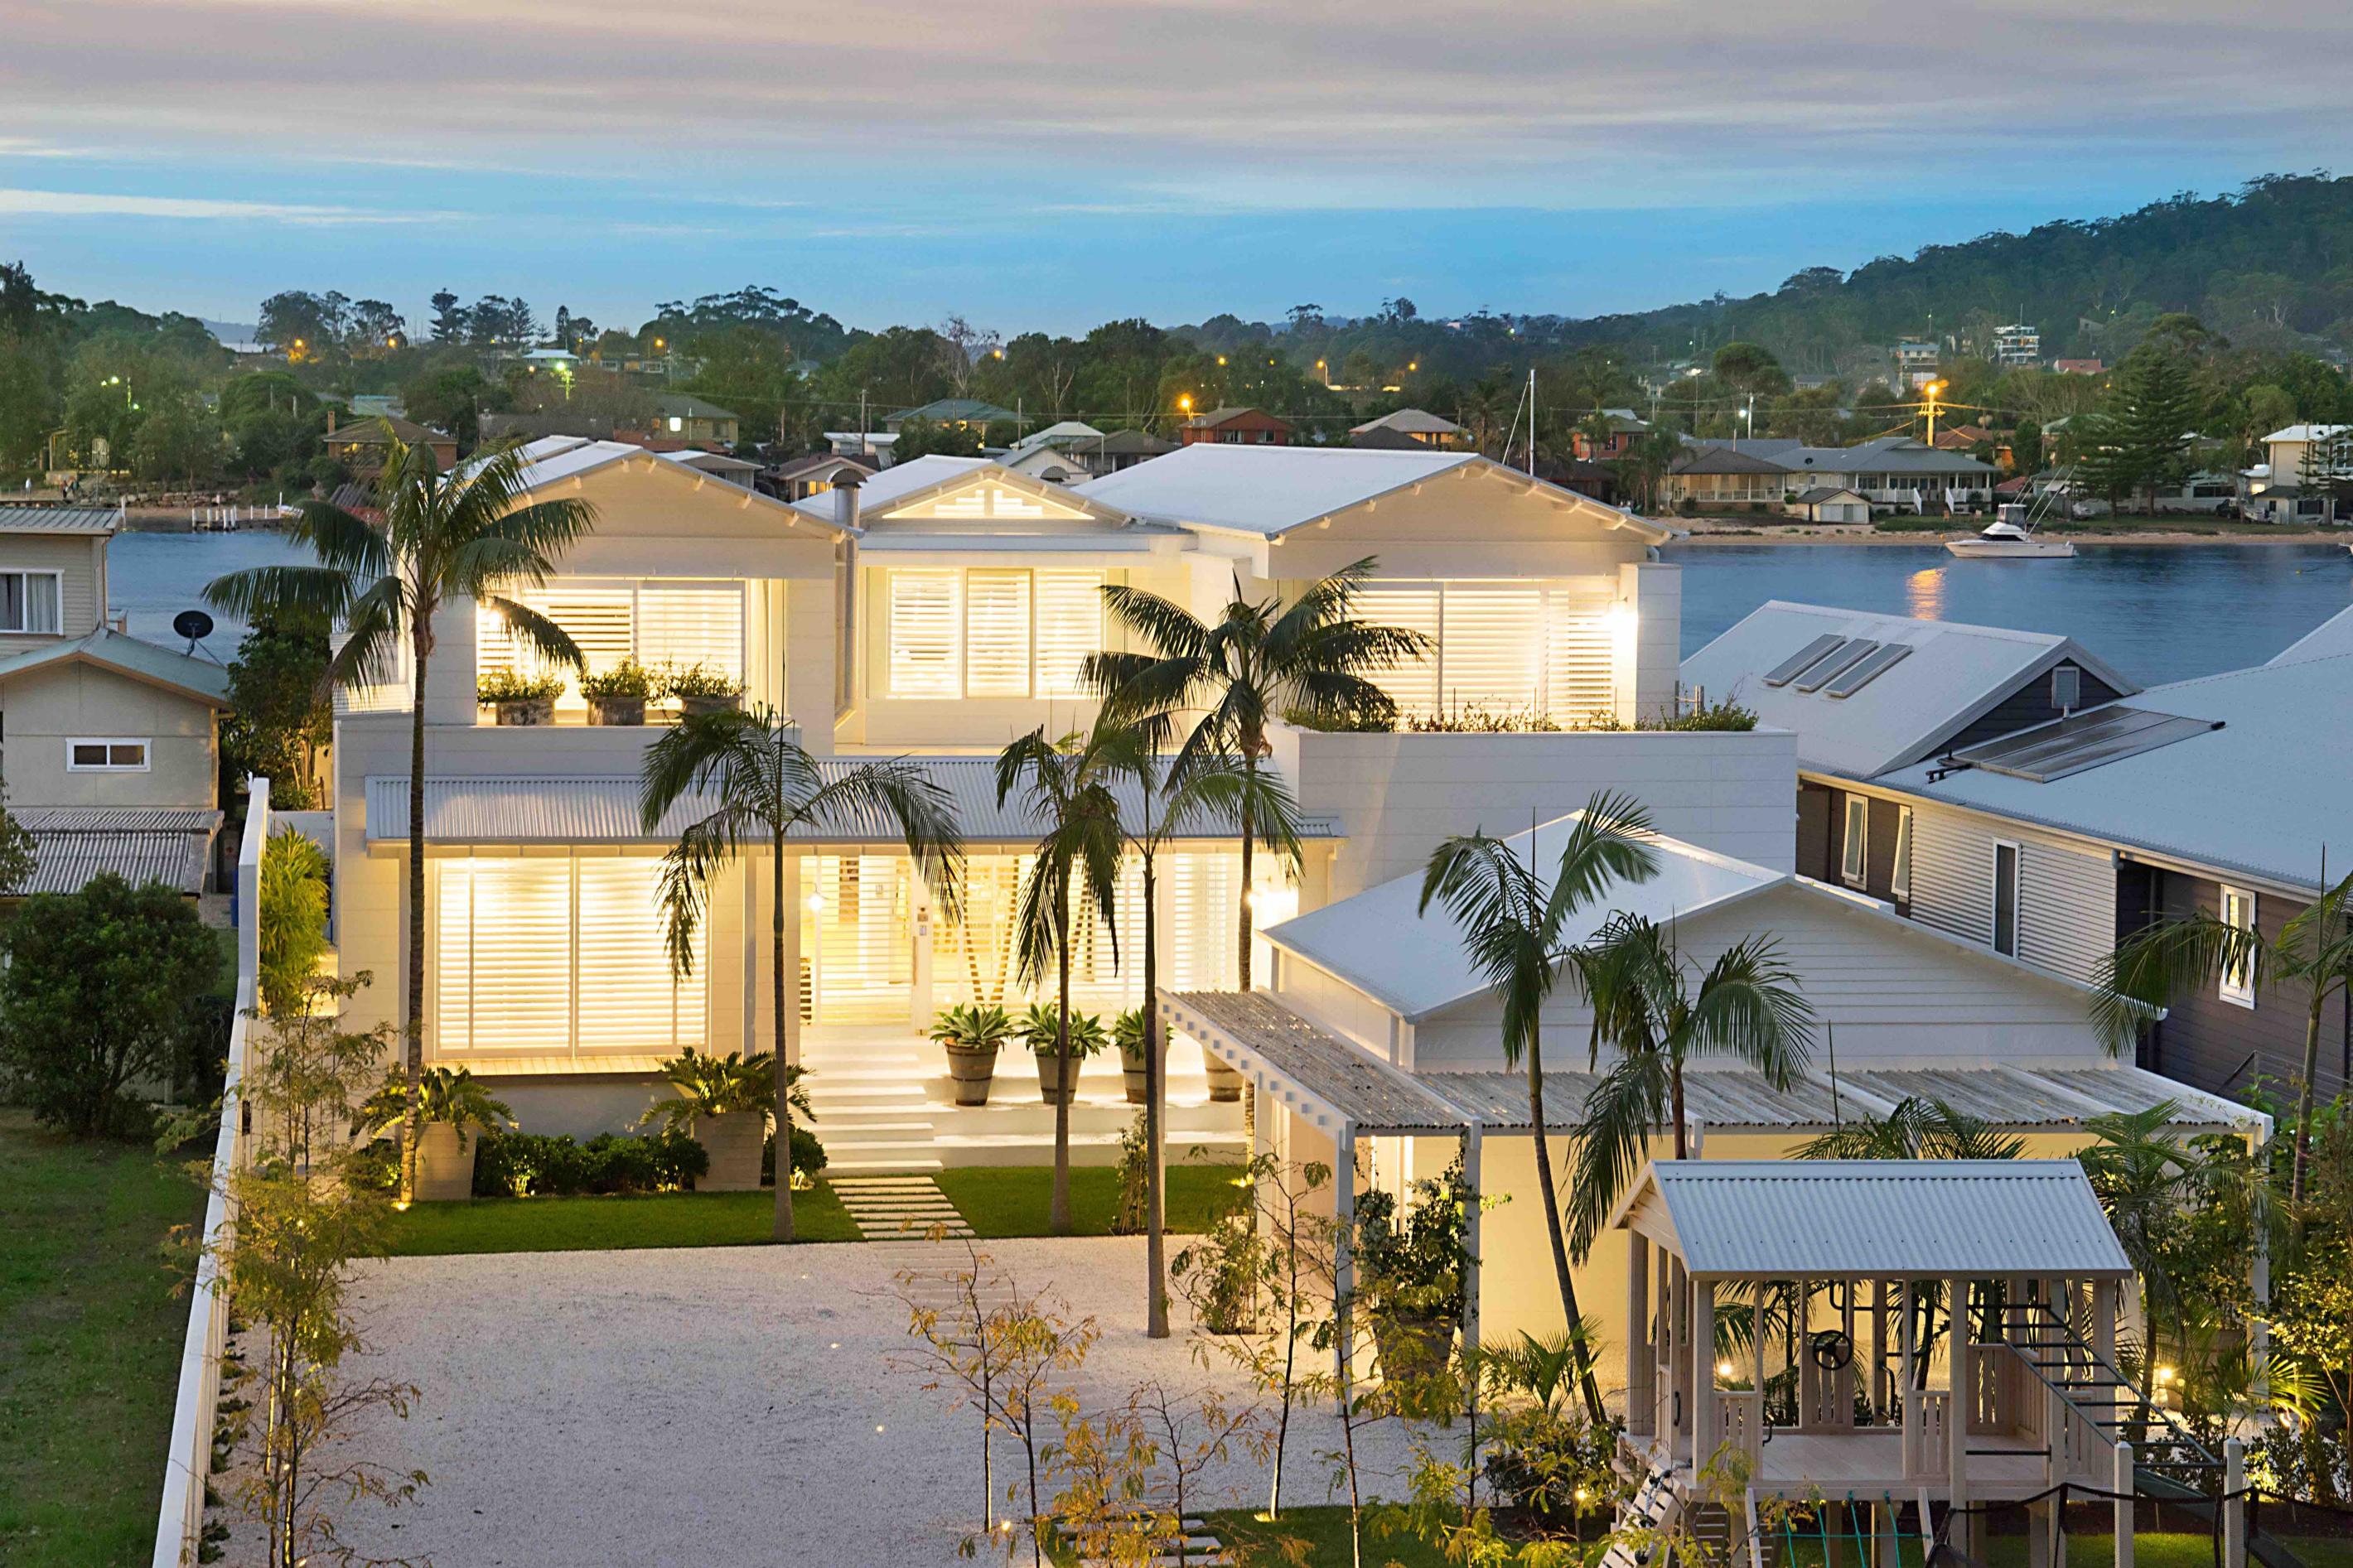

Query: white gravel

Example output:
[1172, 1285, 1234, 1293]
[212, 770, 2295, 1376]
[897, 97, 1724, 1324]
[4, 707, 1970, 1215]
[294, 1237, 1424, 1567]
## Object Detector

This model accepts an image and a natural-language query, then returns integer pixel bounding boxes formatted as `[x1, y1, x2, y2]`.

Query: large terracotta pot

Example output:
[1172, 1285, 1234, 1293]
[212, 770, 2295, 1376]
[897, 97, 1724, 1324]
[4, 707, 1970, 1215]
[1119, 1041, 1152, 1105]
[493, 697, 555, 726]
[696, 1110, 765, 1191]
[944, 1044, 998, 1107]
[1034, 1049, 1084, 1106]
[414, 1122, 476, 1203]
[1204, 1054, 1245, 1103]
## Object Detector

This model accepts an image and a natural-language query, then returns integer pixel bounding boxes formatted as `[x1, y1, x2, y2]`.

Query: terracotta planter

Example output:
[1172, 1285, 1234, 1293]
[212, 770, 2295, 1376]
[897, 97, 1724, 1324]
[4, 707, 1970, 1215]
[1204, 1054, 1245, 1103]
[492, 697, 556, 726]
[1119, 1042, 1152, 1105]
[414, 1122, 476, 1203]
[678, 692, 743, 718]
[696, 1110, 765, 1191]
[1034, 1049, 1085, 1106]
[587, 695, 647, 726]
[944, 1043, 999, 1107]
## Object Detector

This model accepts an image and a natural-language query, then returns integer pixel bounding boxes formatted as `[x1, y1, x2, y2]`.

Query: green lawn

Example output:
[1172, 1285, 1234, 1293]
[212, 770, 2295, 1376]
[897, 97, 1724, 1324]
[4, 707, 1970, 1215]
[0, 1111, 206, 1567]
[934, 1162, 1248, 1239]
[380, 1184, 863, 1256]
[1203, 1507, 1457, 1567]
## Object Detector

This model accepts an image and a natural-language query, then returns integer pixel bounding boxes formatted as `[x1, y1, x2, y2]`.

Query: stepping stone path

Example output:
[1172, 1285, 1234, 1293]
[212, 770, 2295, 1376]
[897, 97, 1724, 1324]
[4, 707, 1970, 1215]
[1061, 1511, 1231, 1567]
[829, 1174, 974, 1242]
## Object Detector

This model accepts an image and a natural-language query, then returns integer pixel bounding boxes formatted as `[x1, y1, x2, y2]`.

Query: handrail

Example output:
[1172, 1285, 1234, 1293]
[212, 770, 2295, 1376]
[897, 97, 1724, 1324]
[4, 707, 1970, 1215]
[2000, 1300, 2216, 1470]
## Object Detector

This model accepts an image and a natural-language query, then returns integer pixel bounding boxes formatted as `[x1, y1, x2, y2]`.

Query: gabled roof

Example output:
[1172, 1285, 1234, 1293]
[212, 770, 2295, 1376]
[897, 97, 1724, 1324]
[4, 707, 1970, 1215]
[1182, 405, 1290, 430]
[326, 413, 446, 446]
[1791, 485, 1867, 504]
[1072, 444, 1671, 542]
[1612, 1160, 2132, 1281]
[655, 393, 741, 421]
[1874, 652, 2353, 894]
[1090, 428, 1176, 456]
[887, 397, 1018, 425]
[0, 504, 122, 535]
[495, 437, 848, 538]
[1262, 817, 1784, 1021]
[1680, 601, 2136, 779]
[766, 454, 874, 485]
[0, 629, 230, 706]
[803, 458, 1149, 536]
[1349, 408, 1462, 437]
[2263, 424, 2351, 442]
[1003, 420, 1105, 455]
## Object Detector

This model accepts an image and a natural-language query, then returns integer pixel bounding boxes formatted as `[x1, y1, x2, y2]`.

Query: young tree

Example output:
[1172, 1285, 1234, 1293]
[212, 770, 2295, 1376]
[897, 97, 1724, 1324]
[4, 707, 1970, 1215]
[222, 615, 335, 808]
[0, 779, 36, 895]
[642, 707, 961, 1242]
[207, 432, 598, 1199]
[1418, 795, 1660, 1421]
[1088, 558, 1425, 993]
[0, 873, 223, 1136]
[256, 826, 331, 1019]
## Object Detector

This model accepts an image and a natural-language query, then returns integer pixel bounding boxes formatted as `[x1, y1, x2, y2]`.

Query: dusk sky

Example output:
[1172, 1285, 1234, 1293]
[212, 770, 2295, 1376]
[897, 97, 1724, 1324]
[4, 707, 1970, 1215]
[6, 0, 2351, 335]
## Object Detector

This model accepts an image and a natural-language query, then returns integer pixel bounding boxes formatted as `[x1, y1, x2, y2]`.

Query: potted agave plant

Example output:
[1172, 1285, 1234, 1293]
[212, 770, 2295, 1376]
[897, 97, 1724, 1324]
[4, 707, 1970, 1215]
[1017, 1003, 1107, 1106]
[365, 1065, 514, 1203]
[580, 658, 660, 726]
[930, 1002, 1016, 1107]
[640, 1047, 804, 1192]
[664, 661, 745, 717]
[478, 668, 564, 726]
[1113, 1006, 1153, 1106]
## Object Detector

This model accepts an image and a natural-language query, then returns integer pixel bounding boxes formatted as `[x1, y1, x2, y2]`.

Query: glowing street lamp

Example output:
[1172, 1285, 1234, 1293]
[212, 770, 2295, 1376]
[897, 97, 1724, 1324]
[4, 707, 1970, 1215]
[1177, 393, 1194, 416]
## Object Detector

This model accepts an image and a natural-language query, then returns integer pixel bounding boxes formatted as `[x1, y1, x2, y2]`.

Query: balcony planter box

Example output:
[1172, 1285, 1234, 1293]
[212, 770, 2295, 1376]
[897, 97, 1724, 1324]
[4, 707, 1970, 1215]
[490, 697, 556, 726]
[1204, 1055, 1245, 1102]
[1034, 1049, 1084, 1106]
[943, 1043, 999, 1107]
[677, 692, 742, 719]
[587, 695, 647, 726]
[414, 1122, 477, 1203]
[695, 1110, 765, 1191]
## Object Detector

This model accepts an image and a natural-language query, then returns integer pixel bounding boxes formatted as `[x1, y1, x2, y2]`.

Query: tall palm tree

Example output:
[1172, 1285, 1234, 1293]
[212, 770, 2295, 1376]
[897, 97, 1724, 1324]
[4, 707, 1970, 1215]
[2093, 868, 2353, 1207]
[1797, 1095, 2026, 1161]
[1091, 715, 1303, 1336]
[1563, 914, 1816, 1262]
[1418, 793, 1661, 1422]
[2078, 1101, 2199, 1433]
[1086, 557, 1428, 992]
[642, 707, 962, 1242]
[996, 726, 1128, 1236]
[208, 429, 596, 1201]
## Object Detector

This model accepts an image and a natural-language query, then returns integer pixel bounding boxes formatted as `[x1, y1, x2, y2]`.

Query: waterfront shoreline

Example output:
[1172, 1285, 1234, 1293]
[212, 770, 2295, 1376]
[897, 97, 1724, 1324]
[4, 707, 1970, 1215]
[1669, 523, 2348, 548]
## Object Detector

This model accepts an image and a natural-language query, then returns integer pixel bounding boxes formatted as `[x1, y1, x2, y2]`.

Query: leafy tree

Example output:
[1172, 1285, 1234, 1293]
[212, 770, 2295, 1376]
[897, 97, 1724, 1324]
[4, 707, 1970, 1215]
[890, 417, 983, 462]
[1418, 796, 1660, 1422]
[347, 299, 405, 351]
[2106, 347, 2201, 511]
[207, 432, 597, 1201]
[1712, 341, 1790, 395]
[222, 615, 333, 808]
[428, 289, 468, 344]
[400, 364, 501, 451]
[2012, 418, 2046, 475]
[256, 290, 345, 354]
[0, 784, 34, 895]
[640, 706, 960, 1242]
[0, 873, 223, 1136]
[128, 389, 221, 482]
[256, 826, 331, 1018]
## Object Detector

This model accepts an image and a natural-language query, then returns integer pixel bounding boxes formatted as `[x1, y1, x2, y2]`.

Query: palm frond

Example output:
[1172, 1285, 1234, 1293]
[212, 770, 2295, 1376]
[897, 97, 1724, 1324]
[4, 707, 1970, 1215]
[1568, 1045, 1674, 1259]
[1683, 935, 1816, 1084]
[480, 596, 587, 673]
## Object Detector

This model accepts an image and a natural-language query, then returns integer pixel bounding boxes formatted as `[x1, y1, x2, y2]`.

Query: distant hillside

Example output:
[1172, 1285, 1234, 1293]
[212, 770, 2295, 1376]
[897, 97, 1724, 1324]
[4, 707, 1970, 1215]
[1552, 173, 2353, 374]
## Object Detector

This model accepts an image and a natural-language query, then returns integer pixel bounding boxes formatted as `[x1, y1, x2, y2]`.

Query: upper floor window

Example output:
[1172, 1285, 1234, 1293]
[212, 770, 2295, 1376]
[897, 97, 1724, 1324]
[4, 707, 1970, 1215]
[69, 737, 148, 771]
[885, 567, 1104, 700]
[476, 581, 745, 709]
[1892, 805, 1914, 902]
[2220, 885, 2257, 1008]
[1359, 580, 1616, 726]
[0, 571, 63, 635]
[1992, 841, 2021, 958]
[1840, 796, 1868, 885]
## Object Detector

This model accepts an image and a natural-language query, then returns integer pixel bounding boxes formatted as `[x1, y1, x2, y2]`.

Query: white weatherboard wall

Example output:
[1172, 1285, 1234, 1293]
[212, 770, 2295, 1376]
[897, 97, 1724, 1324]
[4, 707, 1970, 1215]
[1273, 723, 1798, 902]
[1907, 801, 2118, 985]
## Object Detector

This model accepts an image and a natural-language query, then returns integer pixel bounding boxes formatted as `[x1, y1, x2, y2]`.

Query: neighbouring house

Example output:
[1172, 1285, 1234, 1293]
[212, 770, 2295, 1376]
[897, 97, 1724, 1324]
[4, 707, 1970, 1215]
[1993, 323, 2041, 366]
[1346, 408, 1464, 447]
[1178, 406, 1293, 446]
[653, 393, 741, 448]
[324, 410, 458, 475]
[762, 454, 873, 503]
[1890, 341, 1940, 387]
[1786, 485, 1872, 523]
[1930, 423, 2012, 467]
[2242, 424, 2351, 523]
[2054, 358, 2105, 377]
[1570, 409, 1653, 461]
[996, 422, 1110, 483]
[657, 450, 761, 488]
[882, 398, 1021, 442]
[1664, 437, 1998, 514]
[1080, 427, 1176, 474]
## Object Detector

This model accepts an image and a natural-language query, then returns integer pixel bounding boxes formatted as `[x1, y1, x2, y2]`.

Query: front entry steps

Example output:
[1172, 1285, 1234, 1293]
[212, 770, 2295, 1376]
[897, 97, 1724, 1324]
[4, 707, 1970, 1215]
[830, 1174, 974, 1241]
[1058, 1510, 1230, 1566]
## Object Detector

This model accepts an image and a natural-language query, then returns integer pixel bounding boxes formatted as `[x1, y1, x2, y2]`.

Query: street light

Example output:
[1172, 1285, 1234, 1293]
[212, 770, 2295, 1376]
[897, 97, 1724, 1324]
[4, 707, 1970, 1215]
[1922, 379, 1948, 446]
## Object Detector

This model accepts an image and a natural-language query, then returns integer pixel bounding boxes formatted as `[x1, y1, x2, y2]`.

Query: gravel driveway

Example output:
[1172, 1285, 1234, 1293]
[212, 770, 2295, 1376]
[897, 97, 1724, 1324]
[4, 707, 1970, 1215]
[295, 1236, 1423, 1567]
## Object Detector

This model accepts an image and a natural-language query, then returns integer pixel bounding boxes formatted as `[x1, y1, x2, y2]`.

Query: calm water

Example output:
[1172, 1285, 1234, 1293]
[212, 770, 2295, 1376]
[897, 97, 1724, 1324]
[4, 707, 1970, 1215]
[109, 531, 2353, 690]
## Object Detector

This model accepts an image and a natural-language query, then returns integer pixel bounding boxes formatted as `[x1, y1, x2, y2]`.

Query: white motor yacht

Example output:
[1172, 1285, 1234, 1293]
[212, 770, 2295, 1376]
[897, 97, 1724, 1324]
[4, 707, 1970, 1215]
[1945, 504, 2075, 558]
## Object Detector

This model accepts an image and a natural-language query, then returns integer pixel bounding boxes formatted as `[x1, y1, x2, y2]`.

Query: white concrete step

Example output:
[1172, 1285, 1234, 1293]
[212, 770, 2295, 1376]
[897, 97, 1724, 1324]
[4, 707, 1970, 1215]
[824, 1155, 944, 1174]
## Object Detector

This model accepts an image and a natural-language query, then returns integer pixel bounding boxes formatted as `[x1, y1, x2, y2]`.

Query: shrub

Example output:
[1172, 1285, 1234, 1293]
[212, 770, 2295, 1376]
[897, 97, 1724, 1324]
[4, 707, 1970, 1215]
[476, 668, 564, 705]
[761, 1125, 829, 1187]
[662, 661, 742, 702]
[0, 873, 225, 1136]
[257, 826, 330, 1017]
[470, 1128, 710, 1197]
[578, 659, 660, 702]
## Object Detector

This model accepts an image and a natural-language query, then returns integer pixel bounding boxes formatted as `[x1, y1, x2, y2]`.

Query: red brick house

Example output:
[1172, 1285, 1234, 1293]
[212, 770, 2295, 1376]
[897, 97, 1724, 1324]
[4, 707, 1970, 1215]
[1180, 406, 1293, 446]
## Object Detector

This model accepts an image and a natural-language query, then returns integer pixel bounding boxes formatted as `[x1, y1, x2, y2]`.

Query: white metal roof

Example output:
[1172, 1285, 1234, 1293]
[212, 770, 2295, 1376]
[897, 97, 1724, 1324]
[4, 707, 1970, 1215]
[2262, 424, 2351, 442]
[788, 455, 989, 522]
[1261, 816, 1783, 1022]
[1679, 601, 2136, 779]
[492, 437, 839, 533]
[1876, 653, 2353, 894]
[1616, 1159, 2133, 1280]
[2268, 605, 2353, 667]
[1073, 444, 1671, 542]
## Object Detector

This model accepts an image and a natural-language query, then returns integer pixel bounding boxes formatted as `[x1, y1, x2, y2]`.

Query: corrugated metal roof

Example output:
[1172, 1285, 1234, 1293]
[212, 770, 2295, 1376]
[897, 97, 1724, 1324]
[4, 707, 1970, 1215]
[14, 809, 222, 895]
[1163, 990, 1464, 1133]
[0, 629, 231, 705]
[0, 504, 121, 534]
[14, 806, 221, 832]
[366, 765, 1338, 845]
[1627, 1160, 2133, 1280]
[1432, 1067, 1847, 1130]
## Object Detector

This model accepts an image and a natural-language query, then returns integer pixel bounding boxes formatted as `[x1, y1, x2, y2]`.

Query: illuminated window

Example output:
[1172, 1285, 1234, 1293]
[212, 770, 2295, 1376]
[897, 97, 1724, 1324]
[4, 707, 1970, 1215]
[67, 737, 149, 771]
[1841, 797, 1868, 885]
[1892, 806, 1913, 901]
[2220, 886, 2257, 1008]
[1034, 571, 1106, 697]
[887, 570, 961, 697]
[476, 581, 745, 710]
[884, 567, 1104, 699]
[1361, 581, 1614, 724]
[964, 570, 1033, 697]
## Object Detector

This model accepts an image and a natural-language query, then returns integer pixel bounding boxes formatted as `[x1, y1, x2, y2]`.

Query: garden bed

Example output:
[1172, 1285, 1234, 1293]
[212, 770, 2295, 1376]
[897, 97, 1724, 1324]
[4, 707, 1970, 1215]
[380, 1184, 862, 1255]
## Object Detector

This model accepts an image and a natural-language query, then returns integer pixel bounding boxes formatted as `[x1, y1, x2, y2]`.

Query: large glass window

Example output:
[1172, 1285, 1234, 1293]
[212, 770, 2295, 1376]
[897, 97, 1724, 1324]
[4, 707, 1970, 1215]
[2220, 886, 2257, 1007]
[883, 567, 1105, 700]
[476, 581, 746, 711]
[1361, 581, 1615, 725]
[1841, 797, 1868, 885]
[432, 855, 703, 1058]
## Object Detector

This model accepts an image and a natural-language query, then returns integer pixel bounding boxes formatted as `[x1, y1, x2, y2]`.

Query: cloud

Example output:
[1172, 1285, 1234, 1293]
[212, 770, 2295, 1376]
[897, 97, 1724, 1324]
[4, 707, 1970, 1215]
[0, 188, 461, 224]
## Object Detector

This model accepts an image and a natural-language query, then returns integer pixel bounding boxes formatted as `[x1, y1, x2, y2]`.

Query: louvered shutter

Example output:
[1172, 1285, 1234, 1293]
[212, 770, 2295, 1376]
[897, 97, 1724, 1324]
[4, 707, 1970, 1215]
[887, 571, 961, 697]
[1437, 586, 1544, 715]
[804, 855, 913, 1022]
[1033, 570, 1105, 697]
[432, 859, 476, 1052]
[444, 858, 572, 1053]
[1360, 585, 1440, 719]
[964, 570, 1034, 697]
[1164, 852, 1239, 993]
[637, 586, 745, 688]
[1544, 583, 1617, 724]
[577, 858, 704, 1054]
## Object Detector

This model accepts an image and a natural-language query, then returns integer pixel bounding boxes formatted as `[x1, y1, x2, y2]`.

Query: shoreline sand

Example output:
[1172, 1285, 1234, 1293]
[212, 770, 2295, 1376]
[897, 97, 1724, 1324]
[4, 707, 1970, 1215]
[1667, 523, 2348, 548]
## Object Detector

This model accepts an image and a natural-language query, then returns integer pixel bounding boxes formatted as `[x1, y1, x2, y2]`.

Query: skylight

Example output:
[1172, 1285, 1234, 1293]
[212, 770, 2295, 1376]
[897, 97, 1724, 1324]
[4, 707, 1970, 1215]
[1790, 639, 1879, 693]
[1824, 642, 1912, 698]
[1760, 633, 1847, 688]
[1945, 706, 2222, 783]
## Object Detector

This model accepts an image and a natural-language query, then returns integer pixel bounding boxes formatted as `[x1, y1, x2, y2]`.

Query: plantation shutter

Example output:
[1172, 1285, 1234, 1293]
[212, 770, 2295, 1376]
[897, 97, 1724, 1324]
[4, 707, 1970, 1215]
[444, 858, 572, 1054]
[432, 860, 476, 1053]
[1544, 584, 1618, 725]
[887, 571, 961, 697]
[1163, 851, 1240, 993]
[935, 855, 1027, 1008]
[804, 856, 913, 1022]
[476, 587, 633, 712]
[1069, 856, 1148, 1011]
[1360, 585, 1440, 719]
[636, 586, 745, 687]
[964, 570, 1034, 697]
[1033, 570, 1105, 697]
[577, 858, 704, 1054]
[1438, 586, 1544, 715]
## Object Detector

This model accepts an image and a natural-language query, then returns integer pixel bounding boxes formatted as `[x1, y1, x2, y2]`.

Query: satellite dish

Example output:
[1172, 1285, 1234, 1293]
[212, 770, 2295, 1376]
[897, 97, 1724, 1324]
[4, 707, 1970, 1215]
[173, 609, 215, 649]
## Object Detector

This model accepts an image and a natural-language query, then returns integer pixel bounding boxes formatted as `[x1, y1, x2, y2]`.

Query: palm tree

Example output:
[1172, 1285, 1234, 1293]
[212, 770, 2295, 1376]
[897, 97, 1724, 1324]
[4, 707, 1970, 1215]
[1090, 715, 1303, 1336]
[1797, 1095, 2026, 1161]
[1418, 793, 1662, 1422]
[1563, 913, 1816, 1262]
[1085, 557, 1428, 993]
[208, 429, 596, 1201]
[2078, 1102, 2199, 1432]
[641, 707, 962, 1242]
[2093, 868, 2353, 1207]
[996, 726, 1128, 1236]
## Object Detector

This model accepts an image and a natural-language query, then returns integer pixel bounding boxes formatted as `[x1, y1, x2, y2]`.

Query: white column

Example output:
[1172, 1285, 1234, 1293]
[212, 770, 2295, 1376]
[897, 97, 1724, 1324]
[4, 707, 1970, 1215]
[1693, 1279, 1718, 1473]
[1615, 559, 1684, 724]
[909, 878, 934, 1030]
[2114, 1440, 2135, 1568]
[1626, 1225, 1651, 1435]
[1949, 1277, 1972, 1534]
[780, 852, 803, 1068]
[1463, 1122, 1483, 1416]
[2225, 1439, 2246, 1568]
[1333, 1121, 1356, 1397]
